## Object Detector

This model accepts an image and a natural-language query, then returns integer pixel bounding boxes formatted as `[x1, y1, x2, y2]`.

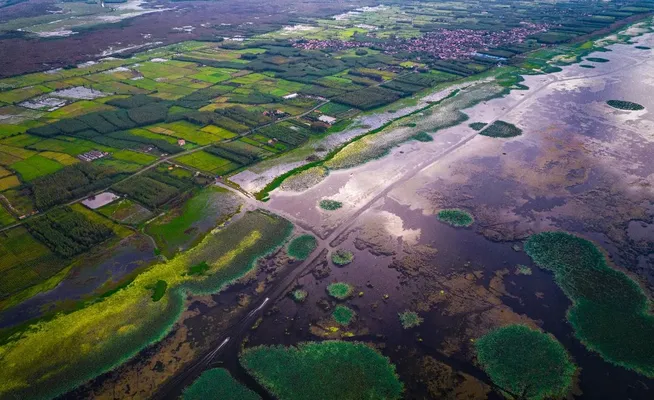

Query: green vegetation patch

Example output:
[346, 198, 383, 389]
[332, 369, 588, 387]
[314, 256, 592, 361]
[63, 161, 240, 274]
[635, 46, 651, 50]
[398, 311, 423, 329]
[10, 154, 63, 182]
[468, 122, 487, 131]
[287, 234, 317, 260]
[475, 325, 576, 400]
[327, 282, 354, 300]
[149, 280, 168, 302]
[319, 199, 343, 210]
[332, 305, 355, 326]
[146, 186, 241, 257]
[479, 120, 523, 138]
[585, 57, 610, 63]
[606, 100, 645, 111]
[437, 209, 474, 227]
[412, 132, 433, 142]
[331, 249, 354, 266]
[291, 289, 308, 303]
[579, 64, 595, 69]
[182, 368, 261, 400]
[515, 265, 533, 276]
[240, 341, 403, 400]
[524, 231, 654, 377]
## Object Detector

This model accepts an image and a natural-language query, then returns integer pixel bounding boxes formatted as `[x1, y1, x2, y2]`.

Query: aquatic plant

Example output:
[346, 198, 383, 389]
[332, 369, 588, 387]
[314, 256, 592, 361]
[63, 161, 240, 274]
[586, 57, 609, 62]
[479, 120, 523, 138]
[327, 282, 354, 300]
[475, 324, 576, 400]
[468, 122, 487, 131]
[150, 280, 168, 302]
[398, 311, 423, 329]
[291, 289, 308, 303]
[515, 265, 532, 276]
[331, 249, 354, 266]
[0, 211, 293, 400]
[524, 231, 654, 377]
[182, 368, 261, 400]
[412, 132, 433, 142]
[635, 46, 651, 50]
[579, 64, 595, 69]
[240, 341, 404, 400]
[437, 209, 474, 227]
[287, 234, 317, 260]
[320, 199, 343, 211]
[332, 305, 355, 325]
[606, 100, 644, 111]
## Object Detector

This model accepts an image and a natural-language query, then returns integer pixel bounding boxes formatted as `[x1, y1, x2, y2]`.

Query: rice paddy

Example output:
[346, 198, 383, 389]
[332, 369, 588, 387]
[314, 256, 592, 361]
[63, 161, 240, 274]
[475, 324, 576, 400]
[240, 341, 403, 400]
[524, 232, 654, 378]
[436, 209, 474, 227]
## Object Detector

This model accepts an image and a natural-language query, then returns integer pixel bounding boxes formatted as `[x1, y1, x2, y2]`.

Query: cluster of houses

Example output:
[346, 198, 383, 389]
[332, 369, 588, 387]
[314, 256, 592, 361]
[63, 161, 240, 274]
[293, 23, 549, 60]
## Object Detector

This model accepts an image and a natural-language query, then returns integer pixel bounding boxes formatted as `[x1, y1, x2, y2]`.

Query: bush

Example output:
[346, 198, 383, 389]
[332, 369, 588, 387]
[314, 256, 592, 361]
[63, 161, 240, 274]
[319, 199, 342, 210]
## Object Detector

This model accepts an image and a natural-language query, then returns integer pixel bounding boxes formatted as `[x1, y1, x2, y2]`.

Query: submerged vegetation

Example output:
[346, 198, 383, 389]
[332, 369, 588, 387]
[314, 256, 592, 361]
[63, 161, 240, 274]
[585, 57, 610, 62]
[182, 368, 261, 400]
[327, 282, 355, 300]
[319, 199, 343, 211]
[331, 249, 354, 266]
[475, 324, 576, 400]
[437, 209, 474, 227]
[515, 265, 533, 276]
[287, 234, 317, 260]
[240, 341, 403, 400]
[398, 311, 424, 329]
[524, 232, 654, 377]
[606, 100, 645, 111]
[332, 305, 355, 325]
[0, 211, 292, 400]
[479, 120, 523, 138]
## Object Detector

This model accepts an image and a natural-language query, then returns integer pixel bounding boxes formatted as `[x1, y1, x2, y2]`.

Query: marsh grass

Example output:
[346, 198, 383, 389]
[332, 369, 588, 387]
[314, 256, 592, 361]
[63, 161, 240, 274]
[475, 324, 576, 400]
[182, 368, 260, 400]
[437, 209, 474, 227]
[287, 234, 317, 260]
[479, 120, 522, 138]
[320, 199, 343, 211]
[332, 305, 355, 325]
[291, 289, 308, 303]
[327, 282, 354, 299]
[398, 311, 423, 329]
[525, 231, 654, 377]
[240, 341, 403, 400]
[331, 249, 354, 266]
[606, 100, 644, 111]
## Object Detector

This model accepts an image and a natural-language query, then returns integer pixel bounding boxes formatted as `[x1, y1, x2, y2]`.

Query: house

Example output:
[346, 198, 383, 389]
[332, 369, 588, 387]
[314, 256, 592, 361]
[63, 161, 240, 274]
[318, 115, 337, 125]
[283, 93, 299, 100]
[177, 139, 186, 146]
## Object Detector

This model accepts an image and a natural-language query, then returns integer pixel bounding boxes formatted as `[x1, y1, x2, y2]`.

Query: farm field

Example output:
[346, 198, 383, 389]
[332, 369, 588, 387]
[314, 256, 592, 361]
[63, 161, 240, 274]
[0, 1, 653, 400]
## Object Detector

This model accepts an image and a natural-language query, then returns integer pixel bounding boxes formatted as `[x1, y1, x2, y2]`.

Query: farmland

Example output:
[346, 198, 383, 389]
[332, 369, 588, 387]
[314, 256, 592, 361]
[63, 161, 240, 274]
[0, 1, 653, 400]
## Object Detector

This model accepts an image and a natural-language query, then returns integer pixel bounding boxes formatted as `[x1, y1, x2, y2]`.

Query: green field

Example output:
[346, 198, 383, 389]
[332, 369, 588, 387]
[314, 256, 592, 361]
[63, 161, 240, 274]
[175, 151, 240, 175]
[10, 155, 63, 181]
